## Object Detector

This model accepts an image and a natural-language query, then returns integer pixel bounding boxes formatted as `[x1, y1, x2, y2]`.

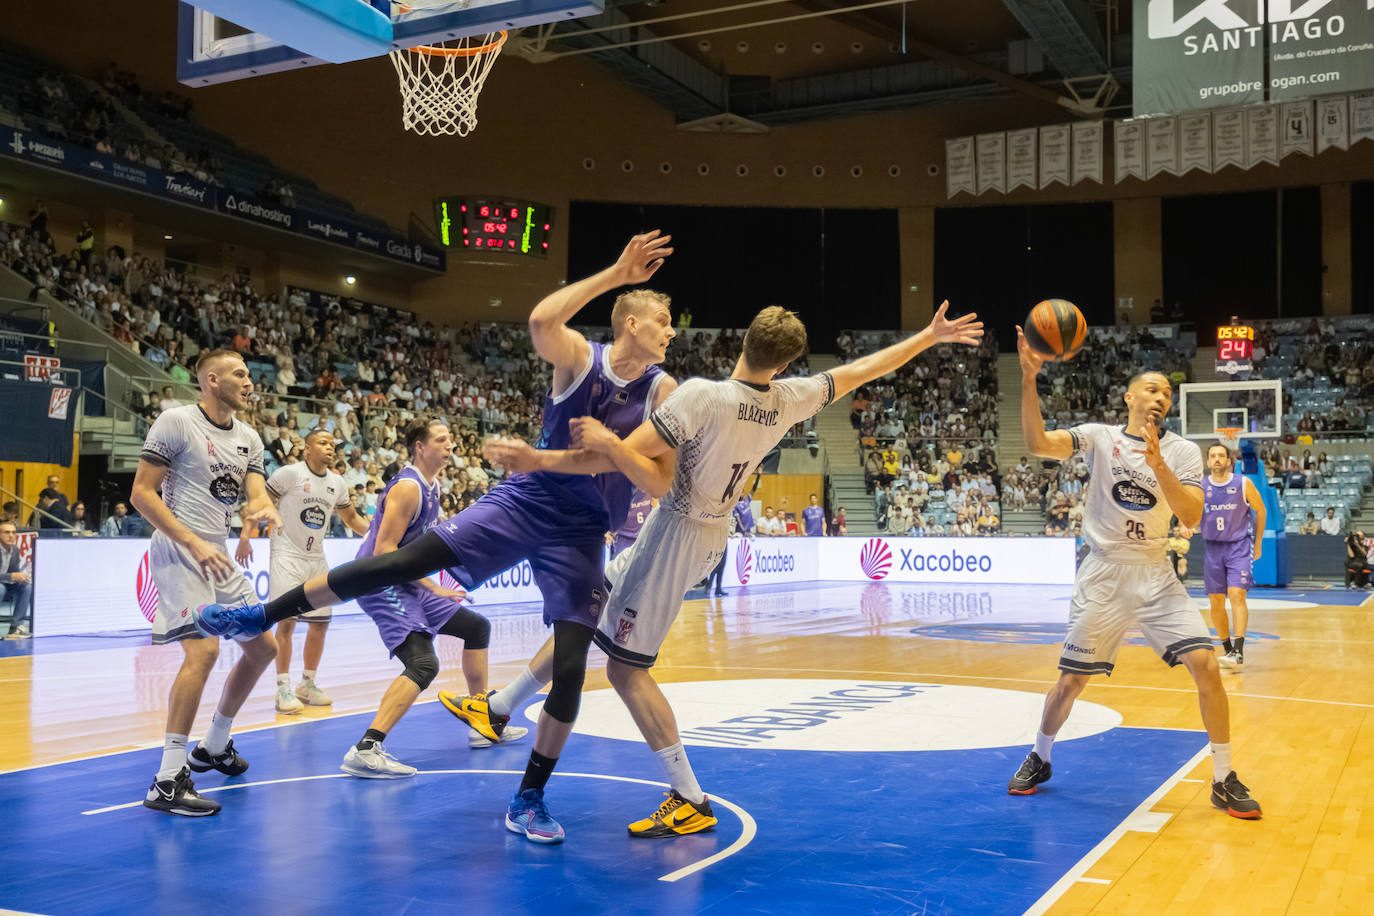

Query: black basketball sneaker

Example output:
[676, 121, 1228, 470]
[188, 739, 249, 776]
[1007, 751, 1052, 795]
[143, 766, 221, 817]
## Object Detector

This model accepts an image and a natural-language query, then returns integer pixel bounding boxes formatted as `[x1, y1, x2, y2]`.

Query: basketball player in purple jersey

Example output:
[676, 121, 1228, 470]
[802, 492, 827, 536]
[1201, 443, 1265, 670]
[614, 489, 654, 556]
[194, 232, 678, 841]
[339, 419, 498, 778]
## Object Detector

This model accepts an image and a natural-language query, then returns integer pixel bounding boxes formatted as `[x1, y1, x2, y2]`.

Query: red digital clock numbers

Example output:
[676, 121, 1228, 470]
[436, 197, 552, 256]
[1217, 325, 1254, 361]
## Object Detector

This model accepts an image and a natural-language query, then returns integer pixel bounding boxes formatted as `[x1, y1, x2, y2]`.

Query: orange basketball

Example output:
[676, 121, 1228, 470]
[1024, 299, 1087, 361]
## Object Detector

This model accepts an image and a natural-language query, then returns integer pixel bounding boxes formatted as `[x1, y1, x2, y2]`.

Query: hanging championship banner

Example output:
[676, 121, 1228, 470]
[945, 137, 975, 198]
[1114, 120, 1146, 182]
[1146, 116, 1179, 178]
[1071, 121, 1104, 185]
[1350, 91, 1374, 145]
[1038, 124, 1071, 188]
[1006, 128, 1038, 191]
[1269, 0, 1374, 102]
[1212, 109, 1246, 170]
[1317, 96, 1350, 152]
[1178, 113, 1212, 174]
[1246, 105, 1279, 167]
[975, 132, 1007, 195]
[1131, 0, 1265, 116]
[1281, 99, 1315, 158]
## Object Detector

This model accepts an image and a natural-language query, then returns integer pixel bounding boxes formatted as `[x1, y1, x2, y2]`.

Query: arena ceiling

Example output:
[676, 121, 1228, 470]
[511, 0, 1129, 127]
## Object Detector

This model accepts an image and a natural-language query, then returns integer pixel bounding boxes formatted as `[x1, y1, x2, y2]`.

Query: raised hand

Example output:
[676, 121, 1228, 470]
[1016, 325, 1047, 377]
[1136, 421, 1165, 471]
[925, 300, 983, 347]
[614, 230, 674, 285]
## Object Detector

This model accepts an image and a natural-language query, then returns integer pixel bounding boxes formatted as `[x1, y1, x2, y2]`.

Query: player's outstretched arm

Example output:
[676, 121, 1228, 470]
[338, 504, 371, 538]
[571, 417, 676, 498]
[1017, 325, 1074, 461]
[529, 230, 674, 379]
[826, 300, 982, 400]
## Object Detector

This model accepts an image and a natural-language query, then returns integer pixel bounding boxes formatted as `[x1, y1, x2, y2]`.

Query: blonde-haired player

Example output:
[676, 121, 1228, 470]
[236, 429, 370, 713]
[132, 349, 283, 816]
[488, 300, 982, 840]
[1005, 329, 1261, 819]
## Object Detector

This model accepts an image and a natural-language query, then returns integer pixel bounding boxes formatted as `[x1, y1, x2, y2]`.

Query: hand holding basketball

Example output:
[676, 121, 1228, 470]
[924, 300, 983, 347]
[615, 230, 674, 284]
[1023, 299, 1086, 361]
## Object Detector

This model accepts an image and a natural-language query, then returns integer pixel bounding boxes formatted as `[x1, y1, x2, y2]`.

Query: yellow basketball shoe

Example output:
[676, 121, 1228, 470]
[628, 790, 718, 838]
[438, 690, 508, 743]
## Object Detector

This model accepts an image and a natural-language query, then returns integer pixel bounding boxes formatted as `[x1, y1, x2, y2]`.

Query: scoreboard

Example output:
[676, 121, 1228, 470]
[1215, 322, 1254, 377]
[435, 198, 552, 256]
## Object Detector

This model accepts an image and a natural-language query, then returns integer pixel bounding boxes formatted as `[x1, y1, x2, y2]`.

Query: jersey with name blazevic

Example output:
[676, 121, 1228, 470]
[140, 404, 266, 539]
[267, 463, 352, 557]
[1070, 423, 1203, 562]
[651, 373, 835, 524]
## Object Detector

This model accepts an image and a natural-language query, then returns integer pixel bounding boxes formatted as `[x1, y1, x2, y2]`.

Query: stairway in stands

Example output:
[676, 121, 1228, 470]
[809, 355, 878, 535]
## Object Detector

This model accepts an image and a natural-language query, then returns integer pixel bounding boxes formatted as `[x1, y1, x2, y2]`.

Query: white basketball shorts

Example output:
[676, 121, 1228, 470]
[150, 531, 258, 644]
[269, 548, 333, 621]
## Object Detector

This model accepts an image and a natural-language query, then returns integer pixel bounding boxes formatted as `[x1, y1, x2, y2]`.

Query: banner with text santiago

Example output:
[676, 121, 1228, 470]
[1135, 0, 1374, 115]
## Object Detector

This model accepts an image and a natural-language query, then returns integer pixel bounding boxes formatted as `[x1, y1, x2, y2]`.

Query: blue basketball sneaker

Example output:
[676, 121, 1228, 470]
[193, 602, 267, 638]
[506, 788, 565, 844]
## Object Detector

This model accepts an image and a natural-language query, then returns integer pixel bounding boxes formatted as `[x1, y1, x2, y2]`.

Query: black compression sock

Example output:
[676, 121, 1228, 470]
[1222, 638, 1234, 654]
[264, 585, 313, 626]
[1234, 637, 1244, 655]
[357, 728, 387, 751]
[519, 751, 558, 793]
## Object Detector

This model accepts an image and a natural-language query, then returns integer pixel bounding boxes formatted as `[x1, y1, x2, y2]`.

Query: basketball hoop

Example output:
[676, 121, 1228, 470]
[1215, 427, 1243, 451]
[389, 30, 507, 137]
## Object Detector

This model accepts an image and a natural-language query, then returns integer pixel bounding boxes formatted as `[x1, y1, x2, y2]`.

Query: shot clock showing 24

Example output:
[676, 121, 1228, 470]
[434, 197, 552, 256]
[1216, 320, 1254, 377]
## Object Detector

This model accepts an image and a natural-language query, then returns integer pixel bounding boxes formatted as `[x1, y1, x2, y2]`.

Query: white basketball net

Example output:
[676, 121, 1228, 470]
[389, 31, 506, 137]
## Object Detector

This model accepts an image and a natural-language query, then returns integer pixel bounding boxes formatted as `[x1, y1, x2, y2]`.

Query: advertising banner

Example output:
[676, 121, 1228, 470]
[1006, 128, 1038, 191]
[944, 137, 976, 198]
[1269, 0, 1374, 101]
[817, 537, 1078, 586]
[1071, 121, 1104, 185]
[1038, 124, 1071, 188]
[1132, 0, 1266, 115]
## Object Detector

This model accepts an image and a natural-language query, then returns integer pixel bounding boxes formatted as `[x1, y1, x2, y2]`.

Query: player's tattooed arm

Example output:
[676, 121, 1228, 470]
[1016, 325, 1074, 460]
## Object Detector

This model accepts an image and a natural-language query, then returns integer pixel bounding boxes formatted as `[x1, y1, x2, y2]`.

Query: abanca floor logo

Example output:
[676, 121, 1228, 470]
[860, 538, 892, 580]
[136, 551, 159, 622]
[736, 541, 754, 584]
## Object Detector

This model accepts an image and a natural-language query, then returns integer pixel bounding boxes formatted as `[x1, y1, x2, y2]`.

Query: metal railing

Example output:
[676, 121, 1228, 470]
[0, 484, 87, 537]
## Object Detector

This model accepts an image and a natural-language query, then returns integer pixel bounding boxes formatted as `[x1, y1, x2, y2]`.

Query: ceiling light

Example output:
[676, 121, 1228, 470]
[344, 275, 356, 285]
[163, 234, 173, 240]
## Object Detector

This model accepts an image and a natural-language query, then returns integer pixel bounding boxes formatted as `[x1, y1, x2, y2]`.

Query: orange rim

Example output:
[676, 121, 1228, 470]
[407, 30, 508, 57]
[1216, 428, 1242, 441]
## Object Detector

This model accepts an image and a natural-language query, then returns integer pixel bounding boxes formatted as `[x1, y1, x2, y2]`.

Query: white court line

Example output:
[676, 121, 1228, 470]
[1075, 877, 1111, 885]
[1021, 746, 1209, 916]
[82, 769, 754, 883]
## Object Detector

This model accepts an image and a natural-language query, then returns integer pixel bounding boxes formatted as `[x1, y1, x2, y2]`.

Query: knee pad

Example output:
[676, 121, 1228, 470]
[542, 655, 588, 723]
[394, 634, 440, 691]
[438, 606, 491, 650]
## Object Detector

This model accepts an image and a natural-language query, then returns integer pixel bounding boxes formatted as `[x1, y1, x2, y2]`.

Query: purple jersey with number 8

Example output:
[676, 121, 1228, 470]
[1201, 474, 1252, 543]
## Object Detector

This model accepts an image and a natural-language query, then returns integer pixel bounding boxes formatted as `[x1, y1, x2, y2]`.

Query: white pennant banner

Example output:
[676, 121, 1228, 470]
[1114, 120, 1146, 183]
[1146, 117, 1179, 179]
[1178, 113, 1212, 174]
[1317, 96, 1349, 153]
[1212, 109, 1246, 171]
[1038, 124, 1071, 189]
[1280, 100, 1315, 159]
[976, 132, 1007, 195]
[1353, 92, 1374, 146]
[1006, 128, 1038, 192]
[945, 136, 975, 198]
[1246, 105, 1278, 167]
[1071, 121, 1104, 185]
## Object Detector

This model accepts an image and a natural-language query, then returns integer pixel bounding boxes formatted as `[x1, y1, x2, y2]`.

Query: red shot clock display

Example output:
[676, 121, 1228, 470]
[434, 198, 552, 256]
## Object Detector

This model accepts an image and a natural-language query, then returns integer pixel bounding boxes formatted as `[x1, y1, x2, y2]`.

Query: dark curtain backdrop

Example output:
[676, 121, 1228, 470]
[567, 202, 899, 353]
[1354, 181, 1373, 315]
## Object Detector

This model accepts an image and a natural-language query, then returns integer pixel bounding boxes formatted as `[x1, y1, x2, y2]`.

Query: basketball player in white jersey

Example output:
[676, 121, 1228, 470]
[131, 349, 283, 816]
[487, 301, 983, 839]
[235, 429, 370, 713]
[1005, 329, 1261, 819]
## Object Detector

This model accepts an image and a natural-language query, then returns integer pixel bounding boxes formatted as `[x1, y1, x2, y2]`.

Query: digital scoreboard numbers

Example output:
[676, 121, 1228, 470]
[435, 198, 552, 257]
[1216, 323, 1254, 377]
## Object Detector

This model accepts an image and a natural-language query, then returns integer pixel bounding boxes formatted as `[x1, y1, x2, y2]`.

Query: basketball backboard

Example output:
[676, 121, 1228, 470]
[176, 0, 602, 86]
[1178, 379, 1283, 443]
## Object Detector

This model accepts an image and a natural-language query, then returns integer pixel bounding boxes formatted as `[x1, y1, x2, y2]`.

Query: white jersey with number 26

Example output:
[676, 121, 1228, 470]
[1070, 423, 1203, 563]
[650, 373, 835, 524]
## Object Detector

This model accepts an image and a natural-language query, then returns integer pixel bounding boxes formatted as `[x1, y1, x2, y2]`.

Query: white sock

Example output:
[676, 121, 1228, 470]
[157, 734, 188, 781]
[654, 741, 705, 805]
[489, 667, 545, 718]
[302, 669, 317, 684]
[203, 710, 233, 755]
[1211, 742, 1232, 782]
[277, 672, 290, 686]
[1034, 731, 1055, 763]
